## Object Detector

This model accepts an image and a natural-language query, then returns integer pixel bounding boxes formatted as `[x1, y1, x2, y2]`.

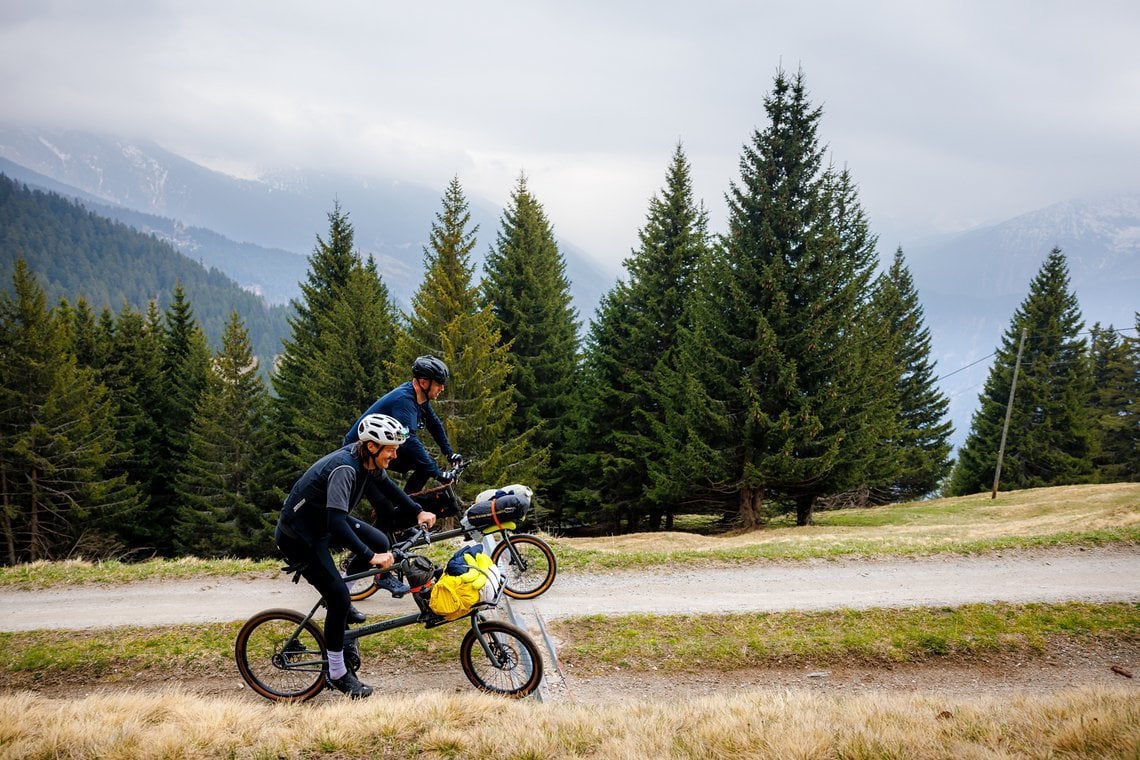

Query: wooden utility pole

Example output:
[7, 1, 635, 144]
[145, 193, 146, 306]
[992, 328, 1028, 499]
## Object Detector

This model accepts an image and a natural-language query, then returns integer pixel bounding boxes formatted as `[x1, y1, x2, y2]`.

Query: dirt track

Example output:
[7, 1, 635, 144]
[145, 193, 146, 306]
[3, 546, 1137, 632]
[3, 546, 1138, 703]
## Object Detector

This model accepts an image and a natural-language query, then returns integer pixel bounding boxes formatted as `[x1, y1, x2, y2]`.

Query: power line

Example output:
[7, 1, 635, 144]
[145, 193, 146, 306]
[935, 352, 996, 382]
[932, 324, 1137, 383]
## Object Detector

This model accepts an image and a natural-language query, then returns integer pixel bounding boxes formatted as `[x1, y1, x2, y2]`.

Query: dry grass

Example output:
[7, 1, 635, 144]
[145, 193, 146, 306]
[2, 484, 1136, 757]
[1, 686, 1136, 759]
[563, 483, 1140, 560]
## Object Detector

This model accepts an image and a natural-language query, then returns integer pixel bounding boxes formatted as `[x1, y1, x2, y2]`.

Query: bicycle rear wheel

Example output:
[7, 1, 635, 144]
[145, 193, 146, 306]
[490, 533, 556, 599]
[340, 551, 380, 602]
[459, 619, 544, 698]
[235, 608, 327, 702]
[348, 575, 378, 602]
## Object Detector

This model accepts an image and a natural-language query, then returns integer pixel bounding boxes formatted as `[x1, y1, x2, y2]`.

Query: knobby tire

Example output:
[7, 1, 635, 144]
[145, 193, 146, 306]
[490, 533, 556, 599]
[235, 608, 327, 702]
[459, 620, 544, 697]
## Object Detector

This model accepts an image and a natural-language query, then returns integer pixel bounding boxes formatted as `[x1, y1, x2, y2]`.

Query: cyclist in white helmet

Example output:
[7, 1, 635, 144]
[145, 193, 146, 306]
[275, 414, 436, 699]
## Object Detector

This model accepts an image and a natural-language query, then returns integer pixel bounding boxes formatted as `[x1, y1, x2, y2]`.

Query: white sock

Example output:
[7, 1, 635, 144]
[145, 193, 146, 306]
[328, 650, 346, 679]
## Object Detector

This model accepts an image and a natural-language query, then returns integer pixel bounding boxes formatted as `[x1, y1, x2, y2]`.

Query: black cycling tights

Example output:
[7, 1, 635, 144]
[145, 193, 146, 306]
[275, 529, 352, 651]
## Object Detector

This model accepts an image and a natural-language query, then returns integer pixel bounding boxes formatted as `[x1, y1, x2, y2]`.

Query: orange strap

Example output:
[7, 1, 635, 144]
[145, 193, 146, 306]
[490, 498, 505, 530]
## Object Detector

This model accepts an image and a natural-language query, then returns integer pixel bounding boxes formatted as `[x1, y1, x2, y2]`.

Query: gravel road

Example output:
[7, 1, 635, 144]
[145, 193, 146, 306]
[3, 546, 1136, 632]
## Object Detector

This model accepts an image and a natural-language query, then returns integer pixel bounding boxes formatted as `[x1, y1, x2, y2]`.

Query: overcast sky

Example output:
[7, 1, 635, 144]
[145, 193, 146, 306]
[3, 1, 1138, 275]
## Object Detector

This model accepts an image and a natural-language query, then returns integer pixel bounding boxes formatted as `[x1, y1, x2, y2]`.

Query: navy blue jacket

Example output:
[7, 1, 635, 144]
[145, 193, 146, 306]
[345, 381, 453, 479]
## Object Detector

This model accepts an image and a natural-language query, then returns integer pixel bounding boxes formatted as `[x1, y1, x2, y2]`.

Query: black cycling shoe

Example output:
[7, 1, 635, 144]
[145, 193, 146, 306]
[327, 670, 373, 699]
[347, 604, 367, 624]
[375, 574, 410, 598]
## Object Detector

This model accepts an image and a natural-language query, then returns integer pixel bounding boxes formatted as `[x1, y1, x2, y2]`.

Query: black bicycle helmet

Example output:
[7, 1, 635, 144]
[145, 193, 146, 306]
[412, 355, 449, 383]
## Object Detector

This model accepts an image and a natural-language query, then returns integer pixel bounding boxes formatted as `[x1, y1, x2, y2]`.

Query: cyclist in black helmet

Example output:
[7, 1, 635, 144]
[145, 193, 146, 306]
[345, 355, 463, 496]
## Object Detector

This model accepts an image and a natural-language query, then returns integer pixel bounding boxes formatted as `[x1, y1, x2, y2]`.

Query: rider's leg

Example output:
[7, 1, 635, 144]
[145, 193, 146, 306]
[347, 520, 409, 597]
[403, 469, 430, 494]
[343, 518, 392, 575]
[277, 531, 373, 698]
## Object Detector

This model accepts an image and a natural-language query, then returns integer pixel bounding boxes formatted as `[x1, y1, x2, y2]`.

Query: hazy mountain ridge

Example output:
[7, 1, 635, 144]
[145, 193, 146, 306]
[0, 173, 292, 368]
[0, 125, 610, 315]
[905, 195, 1139, 450]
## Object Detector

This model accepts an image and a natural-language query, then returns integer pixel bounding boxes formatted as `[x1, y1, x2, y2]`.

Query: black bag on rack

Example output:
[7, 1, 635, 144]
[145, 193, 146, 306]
[462, 492, 530, 530]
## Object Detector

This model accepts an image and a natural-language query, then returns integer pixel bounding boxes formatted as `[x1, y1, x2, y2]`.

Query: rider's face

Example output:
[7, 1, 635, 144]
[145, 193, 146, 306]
[419, 377, 444, 400]
[364, 442, 399, 470]
[374, 444, 399, 469]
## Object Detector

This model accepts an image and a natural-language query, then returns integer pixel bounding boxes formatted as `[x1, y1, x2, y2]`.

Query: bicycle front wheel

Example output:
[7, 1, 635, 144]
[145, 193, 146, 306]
[459, 620, 544, 698]
[490, 533, 556, 599]
[235, 608, 327, 702]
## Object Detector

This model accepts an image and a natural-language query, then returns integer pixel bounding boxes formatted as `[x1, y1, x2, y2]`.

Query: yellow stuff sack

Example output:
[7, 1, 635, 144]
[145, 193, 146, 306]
[429, 573, 480, 620]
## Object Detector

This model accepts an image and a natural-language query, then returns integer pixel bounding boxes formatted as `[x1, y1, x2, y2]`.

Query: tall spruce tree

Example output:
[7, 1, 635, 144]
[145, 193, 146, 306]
[101, 301, 166, 551]
[655, 69, 888, 528]
[571, 145, 710, 530]
[174, 311, 272, 557]
[1087, 319, 1139, 482]
[564, 286, 637, 528]
[270, 204, 401, 490]
[949, 248, 1094, 495]
[152, 284, 211, 554]
[481, 175, 580, 504]
[867, 247, 954, 501]
[304, 258, 403, 444]
[0, 260, 141, 563]
[399, 177, 546, 501]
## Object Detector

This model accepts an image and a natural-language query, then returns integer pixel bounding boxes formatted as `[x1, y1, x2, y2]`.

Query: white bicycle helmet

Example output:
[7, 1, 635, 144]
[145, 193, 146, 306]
[356, 414, 408, 446]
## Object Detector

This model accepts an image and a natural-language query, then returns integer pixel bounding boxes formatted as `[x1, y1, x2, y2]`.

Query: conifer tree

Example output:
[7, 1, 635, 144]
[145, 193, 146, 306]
[305, 259, 403, 442]
[174, 311, 272, 557]
[65, 297, 110, 370]
[949, 248, 1094, 495]
[151, 284, 211, 554]
[399, 177, 546, 500]
[867, 248, 954, 500]
[1087, 319, 1139, 482]
[0, 260, 140, 563]
[656, 69, 887, 528]
[270, 204, 400, 489]
[564, 286, 636, 528]
[101, 301, 166, 549]
[481, 175, 580, 503]
[571, 145, 710, 530]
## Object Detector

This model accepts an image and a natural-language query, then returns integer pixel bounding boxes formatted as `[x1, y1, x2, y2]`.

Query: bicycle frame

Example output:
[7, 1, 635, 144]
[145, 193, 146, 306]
[285, 563, 513, 668]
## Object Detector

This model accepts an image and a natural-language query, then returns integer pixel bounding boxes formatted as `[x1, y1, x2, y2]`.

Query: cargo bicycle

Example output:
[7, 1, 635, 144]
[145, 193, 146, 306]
[234, 524, 544, 702]
[347, 460, 557, 602]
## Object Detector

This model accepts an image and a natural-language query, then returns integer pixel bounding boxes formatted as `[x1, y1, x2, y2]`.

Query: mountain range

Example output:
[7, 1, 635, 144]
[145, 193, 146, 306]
[0, 125, 613, 312]
[2, 125, 1136, 454]
[904, 195, 1139, 449]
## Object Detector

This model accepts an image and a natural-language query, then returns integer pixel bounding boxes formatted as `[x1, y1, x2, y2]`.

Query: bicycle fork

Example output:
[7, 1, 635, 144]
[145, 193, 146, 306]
[470, 614, 527, 672]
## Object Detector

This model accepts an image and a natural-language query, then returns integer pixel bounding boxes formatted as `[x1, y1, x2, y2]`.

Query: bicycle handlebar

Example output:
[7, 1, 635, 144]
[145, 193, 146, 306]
[393, 524, 432, 557]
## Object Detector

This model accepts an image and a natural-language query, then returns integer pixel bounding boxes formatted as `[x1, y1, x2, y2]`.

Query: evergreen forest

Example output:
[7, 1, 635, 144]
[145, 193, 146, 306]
[1, 69, 1136, 565]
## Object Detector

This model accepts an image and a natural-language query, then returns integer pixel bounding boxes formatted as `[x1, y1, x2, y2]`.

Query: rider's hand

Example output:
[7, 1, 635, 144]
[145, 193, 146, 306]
[448, 453, 463, 466]
[417, 510, 437, 529]
[438, 469, 456, 484]
[369, 551, 394, 569]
